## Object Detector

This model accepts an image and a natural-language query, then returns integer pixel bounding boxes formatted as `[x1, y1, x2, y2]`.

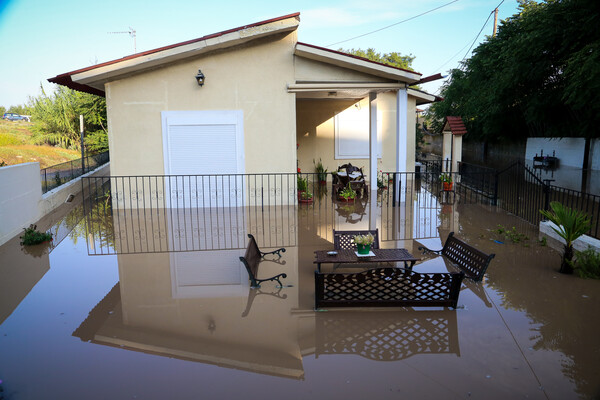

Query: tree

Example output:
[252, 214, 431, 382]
[7, 104, 30, 115]
[27, 85, 108, 152]
[339, 48, 415, 71]
[540, 202, 591, 274]
[427, 0, 600, 141]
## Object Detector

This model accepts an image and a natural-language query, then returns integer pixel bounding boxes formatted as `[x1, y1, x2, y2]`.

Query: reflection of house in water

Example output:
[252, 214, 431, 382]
[73, 247, 462, 379]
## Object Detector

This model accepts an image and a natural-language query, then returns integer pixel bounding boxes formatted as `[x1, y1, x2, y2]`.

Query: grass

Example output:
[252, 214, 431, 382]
[0, 119, 80, 168]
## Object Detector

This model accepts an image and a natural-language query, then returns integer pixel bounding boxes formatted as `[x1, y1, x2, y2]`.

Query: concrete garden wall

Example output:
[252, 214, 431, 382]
[0, 162, 110, 246]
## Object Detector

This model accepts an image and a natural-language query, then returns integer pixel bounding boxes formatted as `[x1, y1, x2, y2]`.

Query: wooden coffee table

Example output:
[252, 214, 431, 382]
[314, 248, 419, 272]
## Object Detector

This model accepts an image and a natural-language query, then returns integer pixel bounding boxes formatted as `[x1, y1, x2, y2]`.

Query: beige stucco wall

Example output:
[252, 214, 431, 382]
[106, 32, 298, 176]
[296, 92, 417, 181]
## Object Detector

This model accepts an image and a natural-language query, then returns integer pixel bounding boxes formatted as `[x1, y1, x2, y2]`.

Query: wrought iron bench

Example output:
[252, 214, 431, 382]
[333, 229, 380, 250]
[315, 267, 464, 309]
[418, 232, 495, 282]
[239, 234, 287, 288]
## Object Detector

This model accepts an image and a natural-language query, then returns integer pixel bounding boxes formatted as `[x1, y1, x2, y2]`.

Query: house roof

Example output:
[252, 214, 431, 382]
[443, 116, 467, 135]
[294, 42, 421, 84]
[48, 12, 301, 96]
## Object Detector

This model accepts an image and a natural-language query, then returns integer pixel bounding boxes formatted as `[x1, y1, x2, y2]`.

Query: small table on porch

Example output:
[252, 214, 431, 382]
[314, 248, 420, 272]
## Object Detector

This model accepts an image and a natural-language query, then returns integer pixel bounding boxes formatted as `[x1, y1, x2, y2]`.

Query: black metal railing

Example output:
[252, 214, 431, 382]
[80, 172, 463, 255]
[41, 151, 109, 194]
[495, 161, 600, 239]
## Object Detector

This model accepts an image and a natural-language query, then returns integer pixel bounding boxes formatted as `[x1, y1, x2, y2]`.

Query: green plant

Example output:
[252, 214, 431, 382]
[338, 184, 357, 200]
[539, 236, 547, 246]
[354, 233, 375, 246]
[20, 224, 53, 245]
[313, 158, 328, 182]
[496, 225, 529, 243]
[540, 202, 591, 274]
[297, 175, 308, 192]
[572, 247, 600, 279]
[54, 172, 62, 186]
[439, 173, 452, 184]
[300, 190, 313, 200]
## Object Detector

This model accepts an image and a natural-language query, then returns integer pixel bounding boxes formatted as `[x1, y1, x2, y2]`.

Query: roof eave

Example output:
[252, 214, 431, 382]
[295, 43, 422, 84]
[48, 13, 301, 95]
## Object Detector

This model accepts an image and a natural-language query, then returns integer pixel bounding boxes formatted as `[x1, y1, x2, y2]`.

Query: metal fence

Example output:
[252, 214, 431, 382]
[41, 151, 109, 194]
[80, 172, 462, 255]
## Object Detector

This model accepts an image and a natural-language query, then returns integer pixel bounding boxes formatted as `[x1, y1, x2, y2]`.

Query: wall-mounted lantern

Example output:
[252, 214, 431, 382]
[195, 69, 205, 86]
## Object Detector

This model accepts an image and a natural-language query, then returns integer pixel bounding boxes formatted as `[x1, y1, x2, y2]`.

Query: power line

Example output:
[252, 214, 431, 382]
[326, 0, 460, 48]
[459, 0, 505, 66]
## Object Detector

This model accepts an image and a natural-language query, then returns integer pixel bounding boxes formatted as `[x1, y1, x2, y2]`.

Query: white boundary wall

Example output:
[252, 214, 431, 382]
[0, 162, 110, 246]
[0, 163, 43, 246]
[540, 220, 600, 254]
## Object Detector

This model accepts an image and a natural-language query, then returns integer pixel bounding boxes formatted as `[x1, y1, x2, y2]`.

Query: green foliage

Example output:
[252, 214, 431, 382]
[0, 133, 23, 146]
[297, 175, 308, 192]
[573, 247, 600, 279]
[84, 130, 109, 153]
[540, 201, 591, 273]
[8, 104, 30, 115]
[313, 158, 328, 181]
[28, 85, 107, 150]
[0, 106, 5, 116]
[427, 0, 600, 140]
[299, 190, 313, 200]
[540, 202, 591, 247]
[439, 173, 452, 183]
[339, 48, 415, 71]
[20, 224, 53, 245]
[496, 225, 529, 243]
[339, 184, 357, 200]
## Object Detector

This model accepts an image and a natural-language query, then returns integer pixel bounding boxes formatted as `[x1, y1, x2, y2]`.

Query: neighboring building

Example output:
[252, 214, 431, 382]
[49, 13, 438, 192]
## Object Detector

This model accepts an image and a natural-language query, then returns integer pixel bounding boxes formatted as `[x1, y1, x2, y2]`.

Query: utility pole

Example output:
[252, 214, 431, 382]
[80, 115, 85, 174]
[108, 27, 137, 53]
[493, 8, 498, 37]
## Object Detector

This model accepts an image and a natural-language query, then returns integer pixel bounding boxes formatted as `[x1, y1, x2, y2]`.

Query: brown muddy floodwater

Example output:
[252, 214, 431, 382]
[0, 195, 599, 400]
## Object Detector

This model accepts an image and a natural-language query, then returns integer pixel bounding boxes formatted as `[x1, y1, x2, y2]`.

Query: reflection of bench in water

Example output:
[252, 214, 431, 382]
[315, 310, 460, 361]
[315, 268, 464, 309]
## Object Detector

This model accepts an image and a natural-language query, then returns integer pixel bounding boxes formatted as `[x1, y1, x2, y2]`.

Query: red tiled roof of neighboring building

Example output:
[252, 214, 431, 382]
[48, 12, 301, 96]
[445, 116, 467, 135]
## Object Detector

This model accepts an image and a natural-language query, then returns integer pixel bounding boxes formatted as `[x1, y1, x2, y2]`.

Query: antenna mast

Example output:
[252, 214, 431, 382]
[108, 27, 137, 53]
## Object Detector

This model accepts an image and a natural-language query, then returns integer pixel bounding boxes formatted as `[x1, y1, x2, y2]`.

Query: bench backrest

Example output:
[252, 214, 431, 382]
[442, 232, 495, 282]
[333, 229, 379, 250]
[241, 234, 261, 280]
[315, 267, 464, 309]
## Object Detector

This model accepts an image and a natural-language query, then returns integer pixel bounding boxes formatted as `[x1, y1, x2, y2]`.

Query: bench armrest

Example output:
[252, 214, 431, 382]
[418, 245, 443, 255]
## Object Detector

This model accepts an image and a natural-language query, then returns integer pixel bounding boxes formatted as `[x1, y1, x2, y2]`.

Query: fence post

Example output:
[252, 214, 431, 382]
[392, 172, 397, 207]
[542, 179, 553, 212]
[493, 171, 499, 206]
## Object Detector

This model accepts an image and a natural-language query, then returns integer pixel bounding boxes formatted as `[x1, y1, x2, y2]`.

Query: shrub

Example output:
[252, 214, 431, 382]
[573, 247, 600, 279]
[20, 224, 53, 245]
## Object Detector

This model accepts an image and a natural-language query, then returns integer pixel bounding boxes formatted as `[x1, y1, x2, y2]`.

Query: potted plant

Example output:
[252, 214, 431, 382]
[314, 158, 328, 185]
[298, 190, 313, 204]
[20, 224, 53, 245]
[338, 184, 357, 202]
[354, 233, 375, 255]
[440, 173, 453, 191]
[540, 202, 591, 274]
[297, 174, 308, 195]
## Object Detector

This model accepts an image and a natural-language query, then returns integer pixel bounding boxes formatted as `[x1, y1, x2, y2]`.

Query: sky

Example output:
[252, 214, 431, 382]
[0, 0, 520, 109]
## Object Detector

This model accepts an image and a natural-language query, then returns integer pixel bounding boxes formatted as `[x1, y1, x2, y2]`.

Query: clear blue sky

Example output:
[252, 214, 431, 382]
[0, 0, 520, 108]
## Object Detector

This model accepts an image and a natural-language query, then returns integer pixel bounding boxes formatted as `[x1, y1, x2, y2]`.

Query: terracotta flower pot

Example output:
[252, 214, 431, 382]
[443, 182, 453, 191]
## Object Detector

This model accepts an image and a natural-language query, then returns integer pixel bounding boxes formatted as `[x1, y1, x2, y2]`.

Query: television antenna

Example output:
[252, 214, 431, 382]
[108, 27, 137, 53]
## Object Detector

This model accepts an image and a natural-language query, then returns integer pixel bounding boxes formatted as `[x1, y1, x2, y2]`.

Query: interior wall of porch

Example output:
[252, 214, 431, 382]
[295, 92, 405, 181]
